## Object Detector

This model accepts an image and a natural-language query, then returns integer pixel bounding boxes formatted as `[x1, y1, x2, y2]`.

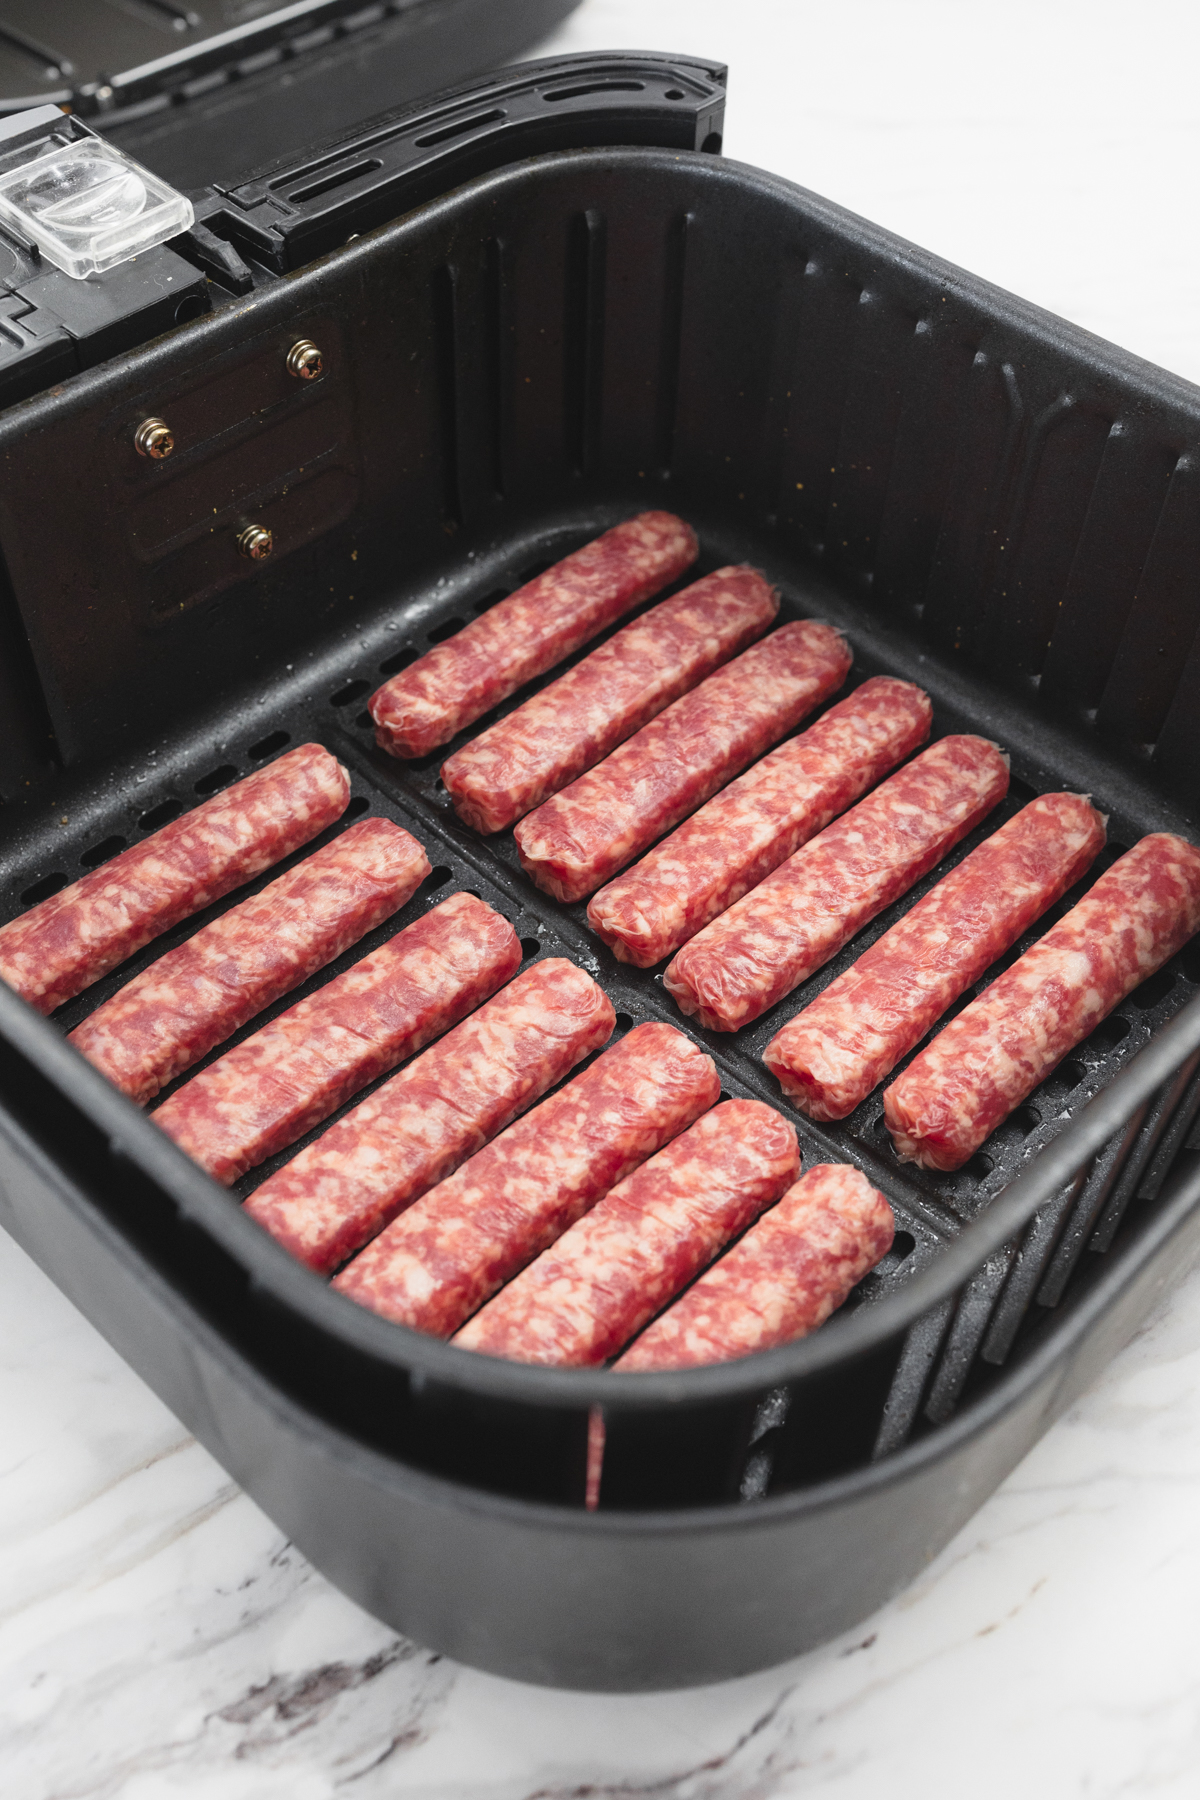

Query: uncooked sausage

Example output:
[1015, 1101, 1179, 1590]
[154, 891, 520, 1181]
[333, 1021, 720, 1334]
[369, 512, 698, 759]
[615, 1163, 895, 1370]
[0, 743, 350, 1014]
[885, 832, 1200, 1170]
[244, 957, 615, 1273]
[441, 566, 777, 834]
[514, 622, 852, 905]
[765, 792, 1106, 1119]
[70, 818, 429, 1104]
[454, 1099, 799, 1364]
[587, 676, 931, 967]
[665, 735, 1010, 1031]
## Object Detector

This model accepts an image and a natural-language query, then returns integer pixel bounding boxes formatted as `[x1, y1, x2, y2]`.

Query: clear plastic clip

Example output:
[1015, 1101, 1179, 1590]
[0, 109, 193, 280]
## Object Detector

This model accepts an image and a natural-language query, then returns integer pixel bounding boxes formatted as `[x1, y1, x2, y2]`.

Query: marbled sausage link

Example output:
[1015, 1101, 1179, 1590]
[442, 566, 777, 834]
[885, 833, 1200, 1170]
[515, 621, 852, 905]
[587, 676, 931, 968]
[616, 1164, 894, 1371]
[369, 512, 698, 759]
[334, 1022, 720, 1335]
[246, 957, 616, 1274]
[766, 792, 1106, 1119]
[665, 735, 1010, 1032]
[155, 891, 519, 1182]
[454, 1100, 799, 1365]
[0, 743, 350, 1014]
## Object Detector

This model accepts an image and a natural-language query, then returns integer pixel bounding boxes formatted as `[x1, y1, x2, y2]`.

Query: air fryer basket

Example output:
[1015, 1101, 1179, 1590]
[0, 54, 1199, 1690]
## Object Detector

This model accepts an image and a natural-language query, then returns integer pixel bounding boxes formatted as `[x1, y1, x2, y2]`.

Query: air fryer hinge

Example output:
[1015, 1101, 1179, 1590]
[186, 52, 728, 275]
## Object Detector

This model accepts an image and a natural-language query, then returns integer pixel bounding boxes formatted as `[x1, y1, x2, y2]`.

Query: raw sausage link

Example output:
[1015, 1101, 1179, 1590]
[69, 818, 429, 1104]
[884, 832, 1200, 1170]
[246, 958, 615, 1273]
[333, 1021, 720, 1336]
[454, 1100, 799, 1365]
[514, 621, 852, 905]
[0, 743, 349, 1014]
[587, 676, 931, 968]
[765, 792, 1106, 1119]
[369, 513, 697, 759]
[616, 1164, 895, 1371]
[154, 891, 519, 1183]
[665, 735, 1009, 1032]
[441, 566, 778, 834]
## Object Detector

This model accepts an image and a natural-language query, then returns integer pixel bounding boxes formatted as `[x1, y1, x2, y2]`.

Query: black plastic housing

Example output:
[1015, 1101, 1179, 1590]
[0, 0, 584, 189]
[0, 106, 212, 413]
[0, 53, 1199, 1690]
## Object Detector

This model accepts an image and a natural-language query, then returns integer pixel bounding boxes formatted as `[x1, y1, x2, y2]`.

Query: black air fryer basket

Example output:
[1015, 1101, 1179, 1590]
[0, 53, 1199, 1691]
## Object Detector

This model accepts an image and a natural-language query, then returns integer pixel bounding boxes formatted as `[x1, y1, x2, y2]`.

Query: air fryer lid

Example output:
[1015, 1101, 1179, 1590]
[0, 0, 586, 188]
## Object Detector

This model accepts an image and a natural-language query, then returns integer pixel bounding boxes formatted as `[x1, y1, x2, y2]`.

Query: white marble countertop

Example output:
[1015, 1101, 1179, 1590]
[6, 2, 1200, 1795]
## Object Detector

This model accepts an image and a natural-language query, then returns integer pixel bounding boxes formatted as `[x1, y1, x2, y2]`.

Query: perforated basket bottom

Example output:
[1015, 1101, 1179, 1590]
[2, 508, 1197, 1482]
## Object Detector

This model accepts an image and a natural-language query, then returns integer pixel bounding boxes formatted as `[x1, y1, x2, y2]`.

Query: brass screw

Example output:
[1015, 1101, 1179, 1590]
[134, 417, 174, 459]
[237, 524, 274, 561]
[286, 338, 324, 381]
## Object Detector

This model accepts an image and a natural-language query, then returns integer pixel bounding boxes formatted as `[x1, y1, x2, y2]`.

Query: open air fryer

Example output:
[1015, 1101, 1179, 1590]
[0, 51, 1199, 1692]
